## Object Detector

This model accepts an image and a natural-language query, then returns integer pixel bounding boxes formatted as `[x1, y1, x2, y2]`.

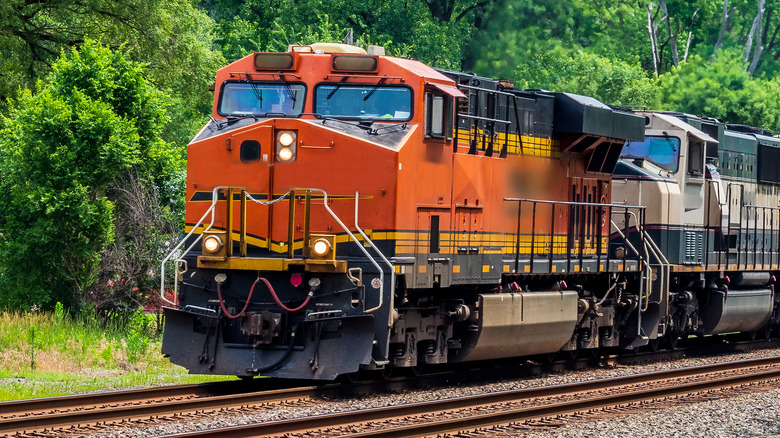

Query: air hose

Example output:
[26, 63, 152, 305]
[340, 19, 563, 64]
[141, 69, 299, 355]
[216, 277, 260, 319]
[261, 276, 315, 312]
[217, 276, 315, 318]
[250, 325, 299, 373]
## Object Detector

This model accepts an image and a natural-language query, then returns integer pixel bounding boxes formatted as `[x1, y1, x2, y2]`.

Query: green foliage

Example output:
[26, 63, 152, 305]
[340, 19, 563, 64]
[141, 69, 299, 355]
[126, 309, 152, 362]
[0, 309, 223, 400]
[54, 302, 65, 325]
[0, 41, 176, 310]
[28, 325, 36, 370]
[204, 0, 483, 69]
[656, 51, 780, 132]
[0, 0, 223, 148]
[475, 41, 656, 107]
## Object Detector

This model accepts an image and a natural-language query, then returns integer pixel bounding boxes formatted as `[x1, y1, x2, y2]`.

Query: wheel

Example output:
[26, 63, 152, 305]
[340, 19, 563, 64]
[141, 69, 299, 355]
[410, 363, 427, 377]
[337, 372, 360, 384]
[667, 334, 679, 350]
[648, 338, 661, 352]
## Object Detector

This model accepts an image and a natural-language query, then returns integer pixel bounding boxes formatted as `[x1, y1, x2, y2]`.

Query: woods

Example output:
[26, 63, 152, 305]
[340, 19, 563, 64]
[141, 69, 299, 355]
[2, 0, 780, 313]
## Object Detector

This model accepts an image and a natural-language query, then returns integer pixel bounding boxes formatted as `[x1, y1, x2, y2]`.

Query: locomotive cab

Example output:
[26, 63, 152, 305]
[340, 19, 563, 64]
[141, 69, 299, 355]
[614, 112, 779, 341]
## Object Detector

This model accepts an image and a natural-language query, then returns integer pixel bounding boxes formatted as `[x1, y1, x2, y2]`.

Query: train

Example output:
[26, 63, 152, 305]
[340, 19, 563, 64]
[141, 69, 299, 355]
[160, 42, 780, 380]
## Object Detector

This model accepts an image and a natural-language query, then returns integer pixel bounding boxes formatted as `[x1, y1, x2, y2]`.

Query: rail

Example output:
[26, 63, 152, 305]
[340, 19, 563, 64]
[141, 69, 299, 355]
[504, 197, 647, 273]
[160, 187, 392, 314]
[715, 182, 780, 270]
[354, 191, 395, 317]
[160, 356, 780, 437]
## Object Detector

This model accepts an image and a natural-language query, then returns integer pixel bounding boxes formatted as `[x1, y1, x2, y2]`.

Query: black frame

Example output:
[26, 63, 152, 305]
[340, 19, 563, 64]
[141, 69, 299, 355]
[312, 82, 414, 122]
[216, 80, 308, 118]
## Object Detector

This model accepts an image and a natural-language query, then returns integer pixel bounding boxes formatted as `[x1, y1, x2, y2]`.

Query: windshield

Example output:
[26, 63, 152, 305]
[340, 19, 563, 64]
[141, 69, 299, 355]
[314, 84, 412, 121]
[622, 135, 681, 172]
[218, 82, 305, 117]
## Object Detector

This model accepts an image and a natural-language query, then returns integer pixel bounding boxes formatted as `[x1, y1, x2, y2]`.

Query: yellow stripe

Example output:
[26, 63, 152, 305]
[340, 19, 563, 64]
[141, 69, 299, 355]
[187, 225, 611, 258]
[455, 129, 559, 158]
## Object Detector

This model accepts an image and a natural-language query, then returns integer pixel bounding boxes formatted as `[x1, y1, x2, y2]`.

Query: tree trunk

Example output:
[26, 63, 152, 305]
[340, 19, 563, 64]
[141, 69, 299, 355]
[422, 0, 456, 22]
[648, 3, 659, 75]
[744, 2, 761, 62]
[713, 0, 730, 57]
[659, 0, 679, 66]
[748, 0, 766, 74]
[684, 8, 699, 61]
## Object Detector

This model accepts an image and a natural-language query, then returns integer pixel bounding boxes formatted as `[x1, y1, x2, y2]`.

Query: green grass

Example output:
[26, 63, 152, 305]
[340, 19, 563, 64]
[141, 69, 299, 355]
[0, 307, 226, 401]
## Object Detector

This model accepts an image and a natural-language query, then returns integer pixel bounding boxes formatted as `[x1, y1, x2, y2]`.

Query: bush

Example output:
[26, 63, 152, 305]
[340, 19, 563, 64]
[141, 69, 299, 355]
[0, 41, 181, 311]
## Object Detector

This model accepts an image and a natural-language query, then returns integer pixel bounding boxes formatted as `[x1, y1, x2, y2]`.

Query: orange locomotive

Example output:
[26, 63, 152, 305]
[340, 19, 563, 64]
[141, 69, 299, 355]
[160, 43, 646, 379]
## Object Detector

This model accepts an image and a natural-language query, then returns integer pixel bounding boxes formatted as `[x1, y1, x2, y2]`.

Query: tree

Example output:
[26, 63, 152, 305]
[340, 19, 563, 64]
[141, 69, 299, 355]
[0, 41, 179, 310]
[656, 51, 780, 132]
[202, 0, 489, 69]
[93, 171, 183, 314]
[0, 0, 223, 147]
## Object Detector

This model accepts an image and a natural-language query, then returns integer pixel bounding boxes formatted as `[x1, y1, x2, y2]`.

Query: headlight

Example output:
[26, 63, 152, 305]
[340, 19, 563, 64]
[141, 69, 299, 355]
[278, 131, 295, 147]
[277, 146, 294, 161]
[203, 235, 223, 254]
[311, 238, 332, 257]
[275, 130, 297, 162]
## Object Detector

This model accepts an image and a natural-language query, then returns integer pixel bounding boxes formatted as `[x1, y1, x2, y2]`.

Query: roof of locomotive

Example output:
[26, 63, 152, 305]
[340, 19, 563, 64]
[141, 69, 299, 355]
[647, 112, 719, 144]
[215, 43, 460, 86]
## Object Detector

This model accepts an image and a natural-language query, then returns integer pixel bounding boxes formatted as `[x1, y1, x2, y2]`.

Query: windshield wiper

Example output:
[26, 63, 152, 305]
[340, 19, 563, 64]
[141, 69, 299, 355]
[327, 77, 349, 99]
[225, 115, 258, 124]
[315, 113, 406, 136]
[363, 77, 387, 102]
[277, 74, 297, 104]
[250, 83, 263, 105]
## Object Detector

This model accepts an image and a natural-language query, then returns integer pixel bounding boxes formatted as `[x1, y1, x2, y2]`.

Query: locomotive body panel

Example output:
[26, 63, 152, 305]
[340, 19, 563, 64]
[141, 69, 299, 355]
[161, 44, 777, 381]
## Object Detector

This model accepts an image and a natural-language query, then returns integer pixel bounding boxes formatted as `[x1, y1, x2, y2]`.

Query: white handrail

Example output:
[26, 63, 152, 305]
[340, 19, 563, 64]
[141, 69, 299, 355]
[305, 188, 385, 313]
[354, 191, 395, 318]
[161, 186, 388, 314]
[160, 187, 296, 306]
[159, 186, 226, 306]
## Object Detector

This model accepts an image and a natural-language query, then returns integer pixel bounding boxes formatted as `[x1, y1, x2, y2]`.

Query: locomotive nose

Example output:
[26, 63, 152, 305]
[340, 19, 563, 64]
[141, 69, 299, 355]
[226, 124, 299, 165]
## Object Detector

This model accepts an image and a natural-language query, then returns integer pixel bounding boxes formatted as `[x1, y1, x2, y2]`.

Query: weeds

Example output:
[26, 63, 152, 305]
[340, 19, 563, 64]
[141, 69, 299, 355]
[28, 325, 36, 370]
[126, 309, 151, 362]
[0, 304, 224, 400]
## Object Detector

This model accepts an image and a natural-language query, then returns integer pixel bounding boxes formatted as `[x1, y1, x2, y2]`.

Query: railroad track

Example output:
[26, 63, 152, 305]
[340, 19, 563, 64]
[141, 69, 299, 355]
[160, 356, 780, 438]
[1, 339, 778, 437]
[0, 379, 319, 437]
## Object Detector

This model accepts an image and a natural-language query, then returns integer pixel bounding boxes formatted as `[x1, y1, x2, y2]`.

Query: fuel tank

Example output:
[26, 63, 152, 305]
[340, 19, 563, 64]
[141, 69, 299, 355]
[701, 288, 773, 334]
[451, 291, 578, 362]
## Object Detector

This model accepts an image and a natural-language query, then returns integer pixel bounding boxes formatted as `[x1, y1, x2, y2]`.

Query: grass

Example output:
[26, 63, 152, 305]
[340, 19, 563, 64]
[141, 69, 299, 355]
[0, 305, 226, 401]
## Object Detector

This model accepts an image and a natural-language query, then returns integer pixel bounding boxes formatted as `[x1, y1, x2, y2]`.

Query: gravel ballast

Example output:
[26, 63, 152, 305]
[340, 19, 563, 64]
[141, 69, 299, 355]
[86, 346, 780, 437]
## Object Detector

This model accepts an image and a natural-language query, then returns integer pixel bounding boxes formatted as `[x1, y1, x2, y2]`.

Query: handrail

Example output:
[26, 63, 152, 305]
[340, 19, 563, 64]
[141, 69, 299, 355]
[160, 186, 289, 306]
[160, 186, 391, 315]
[298, 188, 385, 313]
[160, 186, 228, 306]
[609, 218, 649, 337]
[354, 191, 395, 319]
[505, 198, 646, 209]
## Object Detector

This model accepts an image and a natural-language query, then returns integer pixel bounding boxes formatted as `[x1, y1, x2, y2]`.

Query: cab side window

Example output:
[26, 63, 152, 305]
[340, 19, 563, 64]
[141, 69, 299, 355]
[425, 92, 453, 139]
[688, 141, 704, 176]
